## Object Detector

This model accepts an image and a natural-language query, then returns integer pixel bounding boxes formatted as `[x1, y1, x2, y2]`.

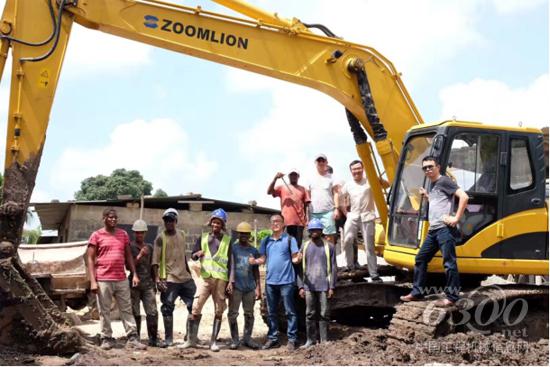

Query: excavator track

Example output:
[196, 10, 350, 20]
[388, 284, 549, 343]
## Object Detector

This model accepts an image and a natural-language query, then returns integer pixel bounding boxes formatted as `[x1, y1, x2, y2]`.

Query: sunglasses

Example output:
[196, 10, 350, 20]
[422, 165, 435, 171]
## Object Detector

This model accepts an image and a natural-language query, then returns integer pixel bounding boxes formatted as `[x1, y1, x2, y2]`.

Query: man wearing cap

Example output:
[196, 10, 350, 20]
[308, 154, 341, 244]
[298, 218, 337, 347]
[152, 208, 196, 347]
[129, 219, 163, 347]
[267, 169, 310, 247]
[227, 222, 262, 350]
[187, 208, 233, 352]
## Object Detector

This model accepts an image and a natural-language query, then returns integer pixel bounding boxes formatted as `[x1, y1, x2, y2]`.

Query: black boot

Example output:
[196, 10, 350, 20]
[182, 315, 201, 349]
[146, 315, 166, 348]
[319, 321, 329, 343]
[228, 320, 239, 349]
[242, 315, 261, 349]
[210, 318, 222, 352]
[301, 320, 317, 348]
[163, 315, 173, 346]
[183, 316, 190, 342]
[134, 315, 142, 340]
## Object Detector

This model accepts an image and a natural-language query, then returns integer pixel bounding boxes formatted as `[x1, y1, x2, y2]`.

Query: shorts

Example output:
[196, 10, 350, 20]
[311, 211, 336, 235]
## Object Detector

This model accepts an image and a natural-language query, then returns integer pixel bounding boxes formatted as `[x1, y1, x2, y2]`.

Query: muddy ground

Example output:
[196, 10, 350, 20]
[2, 259, 548, 365]
[1, 293, 548, 366]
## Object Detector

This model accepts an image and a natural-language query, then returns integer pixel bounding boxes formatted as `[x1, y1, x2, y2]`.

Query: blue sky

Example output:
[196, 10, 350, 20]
[1, 0, 548, 216]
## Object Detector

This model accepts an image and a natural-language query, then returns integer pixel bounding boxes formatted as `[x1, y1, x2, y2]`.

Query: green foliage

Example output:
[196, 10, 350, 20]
[0, 172, 3, 192]
[153, 188, 168, 198]
[22, 227, 42, 244]
[251, 229, 272, 248]
[75, 168, 153, 200]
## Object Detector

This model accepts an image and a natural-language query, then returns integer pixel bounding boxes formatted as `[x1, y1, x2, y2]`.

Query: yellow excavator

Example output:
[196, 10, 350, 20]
[0, 0, 547, 352]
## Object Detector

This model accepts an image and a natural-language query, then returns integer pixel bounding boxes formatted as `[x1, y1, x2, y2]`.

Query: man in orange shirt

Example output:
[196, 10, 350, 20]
[267, 169, 311, 247]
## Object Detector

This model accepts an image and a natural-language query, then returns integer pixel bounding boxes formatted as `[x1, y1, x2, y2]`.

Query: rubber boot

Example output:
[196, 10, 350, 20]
[242, 315, 261, 350]
[228, 319, 240, 350]
[163, 315, 173, 346]
[146, 315, 166, 348]
[183, 316, 190, 342]
[319, 321, 329, 344]
[134, 315, 142, 340]
[181, 315, 201, 349]
[301, 320, 316, 349]
[210, 318, 222, 352]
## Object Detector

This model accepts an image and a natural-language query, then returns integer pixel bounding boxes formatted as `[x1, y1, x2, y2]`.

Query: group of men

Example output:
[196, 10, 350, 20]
[87, 207, 264, 351]
[268, 153, 387, 281]
[86, 153, 468, 351]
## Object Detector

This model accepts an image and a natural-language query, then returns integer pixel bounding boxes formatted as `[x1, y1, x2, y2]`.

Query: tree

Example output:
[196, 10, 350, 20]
[22, 227, 42, 244]
[153, 188, 168, 198]
[75, 169, 153, 200]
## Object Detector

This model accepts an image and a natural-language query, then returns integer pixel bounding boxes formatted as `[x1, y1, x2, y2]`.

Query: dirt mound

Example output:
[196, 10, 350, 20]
[301, 325, 549, 366]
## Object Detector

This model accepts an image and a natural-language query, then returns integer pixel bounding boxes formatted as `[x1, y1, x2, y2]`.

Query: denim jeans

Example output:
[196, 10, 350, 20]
[411, 226, 461, 302]
[265, 283, 297, 343]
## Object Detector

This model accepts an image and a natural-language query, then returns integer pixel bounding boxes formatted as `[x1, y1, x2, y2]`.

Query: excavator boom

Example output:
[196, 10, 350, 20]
[0, 0, 423, 352]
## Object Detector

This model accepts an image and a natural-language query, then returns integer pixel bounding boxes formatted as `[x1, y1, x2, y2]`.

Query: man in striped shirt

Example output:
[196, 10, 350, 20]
[87, 208, 146, 350]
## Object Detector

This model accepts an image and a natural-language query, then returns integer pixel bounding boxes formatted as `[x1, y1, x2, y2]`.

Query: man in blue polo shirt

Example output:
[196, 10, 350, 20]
[249, 214, 301, 351]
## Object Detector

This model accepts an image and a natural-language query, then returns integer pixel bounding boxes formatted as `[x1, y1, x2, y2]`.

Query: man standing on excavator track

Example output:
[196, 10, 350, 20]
[400, 156, 469, 307]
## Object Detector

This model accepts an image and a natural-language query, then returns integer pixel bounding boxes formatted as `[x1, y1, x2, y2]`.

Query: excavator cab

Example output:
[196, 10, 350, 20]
[384, 121, 548, 275]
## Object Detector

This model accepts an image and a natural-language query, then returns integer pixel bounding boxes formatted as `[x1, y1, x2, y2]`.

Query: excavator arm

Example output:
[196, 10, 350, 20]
[1, 0, 422, 244]
[0, 0, 422, 351]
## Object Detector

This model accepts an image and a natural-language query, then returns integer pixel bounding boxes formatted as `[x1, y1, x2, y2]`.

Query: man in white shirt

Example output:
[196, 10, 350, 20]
[308, 154, 341, 244]
[340, 160, 387, 282]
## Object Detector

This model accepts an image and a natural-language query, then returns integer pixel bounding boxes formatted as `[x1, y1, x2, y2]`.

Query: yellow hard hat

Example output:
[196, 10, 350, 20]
[236, 221, 253, 233]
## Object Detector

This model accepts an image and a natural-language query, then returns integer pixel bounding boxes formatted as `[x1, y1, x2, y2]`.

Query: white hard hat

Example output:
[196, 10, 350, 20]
[162, 208, 178, 220]
[132, 219, 148, 232]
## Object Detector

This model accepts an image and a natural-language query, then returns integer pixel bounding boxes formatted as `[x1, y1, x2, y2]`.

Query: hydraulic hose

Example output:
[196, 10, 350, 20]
[0, 0, 56, 47]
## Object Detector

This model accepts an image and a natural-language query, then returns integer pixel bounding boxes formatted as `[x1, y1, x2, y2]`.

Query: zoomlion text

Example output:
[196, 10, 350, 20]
[161, 19, 249, 49]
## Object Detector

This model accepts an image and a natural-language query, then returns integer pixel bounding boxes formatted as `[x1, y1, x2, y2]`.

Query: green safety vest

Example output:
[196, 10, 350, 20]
[200, 232, 231, 281]
[159, 230, 185, 280]
[302, 240, 332, 285]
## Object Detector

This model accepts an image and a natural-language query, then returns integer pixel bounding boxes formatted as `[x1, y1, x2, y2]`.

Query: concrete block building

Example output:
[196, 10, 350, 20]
[32, 194, 278, 251]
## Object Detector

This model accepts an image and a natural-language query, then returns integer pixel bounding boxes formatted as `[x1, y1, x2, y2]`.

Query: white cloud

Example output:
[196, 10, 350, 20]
[233, 81, 359, 206]
[439, 73, 550, 128]
[490, 0, 547, 14]
[308, 0, 483, 83]
[227, 0, 490, 205]
[62, 24, 152, 77]
[0, 1, 152, 77]
[49, 118, 218, 200]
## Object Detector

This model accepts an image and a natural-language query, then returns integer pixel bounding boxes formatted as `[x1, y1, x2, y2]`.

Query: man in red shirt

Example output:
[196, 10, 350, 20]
[267, 169, 310, 247]
[87, 208, 145, 350]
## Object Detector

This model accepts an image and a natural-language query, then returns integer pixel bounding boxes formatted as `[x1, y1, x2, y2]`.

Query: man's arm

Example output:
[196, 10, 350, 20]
[267, 172, 284, 196]
[444, 188, 469, 227]
[191, 237, 204, 260]
[125, 244, 140, 286]
[253, 263, 262, 300]
[290, 237, 302, 264]
[86, 245, 98, 293]
[332, 183, 341, 220]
